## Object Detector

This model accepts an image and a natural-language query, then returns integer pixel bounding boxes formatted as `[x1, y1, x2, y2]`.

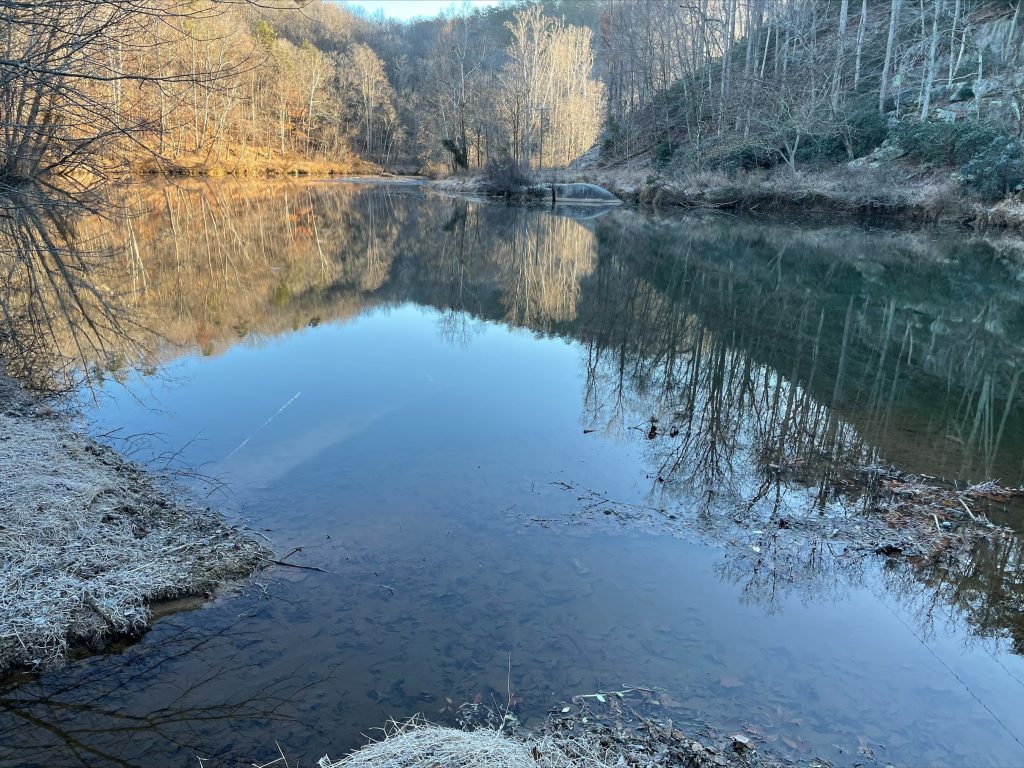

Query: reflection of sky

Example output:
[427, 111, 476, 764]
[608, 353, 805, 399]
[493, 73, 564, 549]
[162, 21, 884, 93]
[76, 298, 1024, 767]
[86, 302, 625, 501]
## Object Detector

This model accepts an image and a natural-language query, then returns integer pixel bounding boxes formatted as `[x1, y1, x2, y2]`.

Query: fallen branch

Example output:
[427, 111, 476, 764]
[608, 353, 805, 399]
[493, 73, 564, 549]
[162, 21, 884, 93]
[267, 559, 332, 574]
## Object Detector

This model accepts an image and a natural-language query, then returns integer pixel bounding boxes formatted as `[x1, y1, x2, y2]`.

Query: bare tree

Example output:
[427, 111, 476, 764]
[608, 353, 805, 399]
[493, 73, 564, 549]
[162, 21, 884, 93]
[0, 1, 274, 184]
[342, 43, 401, 163]
[501, 6, 604, 169]
[879, 0, 904, 113]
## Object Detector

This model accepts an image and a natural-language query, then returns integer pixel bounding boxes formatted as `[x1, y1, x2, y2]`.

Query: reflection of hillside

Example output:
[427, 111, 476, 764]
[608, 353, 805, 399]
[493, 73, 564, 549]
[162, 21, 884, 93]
[19, 180, 1023, 657]
[69, 182, 595, 369]
[576, 269, 872, 510]
[84, 182, 400, 361]
[570, 214, 1024, 655]
[585, 214, 1024, 486]
[56, 182, 1024, 492]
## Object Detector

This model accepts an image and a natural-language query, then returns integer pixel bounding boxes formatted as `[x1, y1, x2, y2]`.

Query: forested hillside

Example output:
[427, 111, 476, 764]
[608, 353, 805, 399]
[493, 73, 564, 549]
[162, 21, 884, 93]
[4, 0, 1024, 205]
[596, 0, 1024, 203]
[0, 0, 605, 178]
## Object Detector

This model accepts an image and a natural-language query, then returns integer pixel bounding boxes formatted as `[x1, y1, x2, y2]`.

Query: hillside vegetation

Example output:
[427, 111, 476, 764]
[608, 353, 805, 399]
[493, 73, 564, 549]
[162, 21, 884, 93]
[4, 0, 1024, 210]
[584, 0, 1024, 218]
[0, 0, 605, 180]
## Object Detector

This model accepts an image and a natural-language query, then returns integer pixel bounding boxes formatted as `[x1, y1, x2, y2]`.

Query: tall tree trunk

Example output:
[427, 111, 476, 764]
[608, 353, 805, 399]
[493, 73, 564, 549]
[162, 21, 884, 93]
[948, 0, 961, 82]
[719, 0, 736, 134]
[920, 0, 941, 120]
[854, 0, 868, 86]
[975, 48, 983, 116]
[834, 0, 851, 107]
[760, 24, 772, 78]
[880, 0, 903, 113]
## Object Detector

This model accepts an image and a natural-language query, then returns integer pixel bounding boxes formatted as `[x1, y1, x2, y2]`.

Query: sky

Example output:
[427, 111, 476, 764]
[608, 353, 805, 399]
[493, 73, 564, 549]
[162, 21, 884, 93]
[343, 0, 503, 21]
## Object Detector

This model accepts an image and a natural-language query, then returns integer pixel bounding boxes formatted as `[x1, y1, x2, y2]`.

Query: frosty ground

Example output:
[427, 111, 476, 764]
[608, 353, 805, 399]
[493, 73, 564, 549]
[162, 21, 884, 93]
[0, 370, 267, 676]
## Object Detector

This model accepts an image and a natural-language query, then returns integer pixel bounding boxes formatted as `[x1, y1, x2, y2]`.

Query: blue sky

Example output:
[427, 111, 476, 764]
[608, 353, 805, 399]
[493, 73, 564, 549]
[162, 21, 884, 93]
[343, 0, 503, 21]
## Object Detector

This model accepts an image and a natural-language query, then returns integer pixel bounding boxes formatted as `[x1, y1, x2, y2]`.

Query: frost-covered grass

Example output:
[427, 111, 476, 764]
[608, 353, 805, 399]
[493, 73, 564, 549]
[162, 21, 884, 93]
[316, 722, 538, 768]
[313, 719, 630, 768]
[0, 390, 267, 674]
[306, 716, 774, 768]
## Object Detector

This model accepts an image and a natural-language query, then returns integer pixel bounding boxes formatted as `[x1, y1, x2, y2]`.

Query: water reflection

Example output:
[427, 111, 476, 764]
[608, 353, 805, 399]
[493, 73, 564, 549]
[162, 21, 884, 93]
[61, 180, 1024, 484]
[47, 179, 1024, 647]
[5, 180, 1024, 765]
[582, 213, 1024, 487]
[0, 599, 325, 768]
[0, 184, 139, 391]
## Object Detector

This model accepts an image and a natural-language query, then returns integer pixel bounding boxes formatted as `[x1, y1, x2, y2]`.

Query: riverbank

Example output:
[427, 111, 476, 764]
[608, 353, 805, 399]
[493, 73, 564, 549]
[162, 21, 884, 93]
[0, 368, 268, 677]
[571, 162, 1024, 229]
[310, 691, 799, 768]
[432, 163, 1024, 231]
[126, 151, 382, 178]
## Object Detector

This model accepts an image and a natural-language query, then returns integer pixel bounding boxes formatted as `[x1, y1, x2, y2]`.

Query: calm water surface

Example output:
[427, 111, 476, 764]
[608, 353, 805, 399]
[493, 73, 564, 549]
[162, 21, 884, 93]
[2, 181, 1024, 767]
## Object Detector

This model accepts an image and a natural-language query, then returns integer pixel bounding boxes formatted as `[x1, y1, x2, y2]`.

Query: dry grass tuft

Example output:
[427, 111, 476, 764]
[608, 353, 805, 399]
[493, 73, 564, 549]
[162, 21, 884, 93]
[317, 719, 537, 768]
[313, 717, 753, 768]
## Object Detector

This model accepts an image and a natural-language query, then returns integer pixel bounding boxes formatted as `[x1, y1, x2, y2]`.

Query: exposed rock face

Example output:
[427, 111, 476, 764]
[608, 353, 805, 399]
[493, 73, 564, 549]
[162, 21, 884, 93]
[848, 140, 907, 169]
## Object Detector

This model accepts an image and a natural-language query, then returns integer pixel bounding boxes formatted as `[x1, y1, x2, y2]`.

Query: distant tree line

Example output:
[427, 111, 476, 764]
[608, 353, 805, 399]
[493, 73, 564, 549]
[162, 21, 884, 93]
[0, 0, 606, 180]
[3, 0, 1024, 188]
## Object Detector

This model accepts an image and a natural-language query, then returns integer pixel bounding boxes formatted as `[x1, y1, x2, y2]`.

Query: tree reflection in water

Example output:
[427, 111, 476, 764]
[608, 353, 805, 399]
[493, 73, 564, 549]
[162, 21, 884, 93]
[4, 180, 1023, 756]
[0, 184, 143, 392]
[0, 600, 331, 767]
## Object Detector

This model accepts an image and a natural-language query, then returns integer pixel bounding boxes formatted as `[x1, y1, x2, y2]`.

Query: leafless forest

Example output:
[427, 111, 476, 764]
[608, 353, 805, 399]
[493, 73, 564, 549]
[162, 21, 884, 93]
[3, 0, 1024, 182]
[2, 0, 1024, 391]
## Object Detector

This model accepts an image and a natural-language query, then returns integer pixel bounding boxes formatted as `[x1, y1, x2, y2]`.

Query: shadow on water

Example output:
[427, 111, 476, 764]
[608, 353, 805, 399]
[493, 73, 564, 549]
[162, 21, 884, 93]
[3, 179, 1024, 766]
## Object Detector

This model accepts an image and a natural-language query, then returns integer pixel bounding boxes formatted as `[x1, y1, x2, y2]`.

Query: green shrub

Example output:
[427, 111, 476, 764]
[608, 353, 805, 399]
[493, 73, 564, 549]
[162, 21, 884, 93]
[894, 120, 1000, 166]
[796, 135, 847, 165]
[714, 142, 777, 172]
[655, 140, 679, 167]
[842, 95, 889, 156]
[962, 137, 1024, 200]
[785, 96, 887, 165]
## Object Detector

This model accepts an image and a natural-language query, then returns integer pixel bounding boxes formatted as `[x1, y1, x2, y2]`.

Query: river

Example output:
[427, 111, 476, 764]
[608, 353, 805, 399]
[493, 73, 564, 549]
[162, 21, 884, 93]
[2, 179, 1023, 767]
